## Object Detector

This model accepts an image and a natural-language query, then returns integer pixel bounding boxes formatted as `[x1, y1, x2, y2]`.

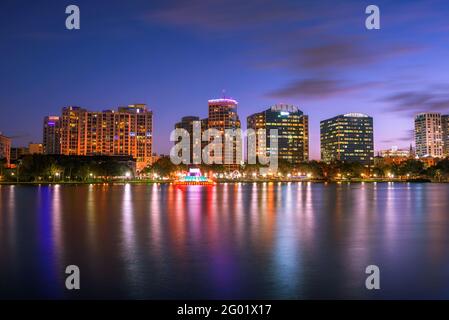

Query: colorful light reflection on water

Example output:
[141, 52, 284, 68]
[1, 183, 449, 299]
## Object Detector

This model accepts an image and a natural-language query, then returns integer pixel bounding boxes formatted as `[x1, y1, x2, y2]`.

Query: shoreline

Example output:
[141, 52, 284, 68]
[0, 179, 441, 186]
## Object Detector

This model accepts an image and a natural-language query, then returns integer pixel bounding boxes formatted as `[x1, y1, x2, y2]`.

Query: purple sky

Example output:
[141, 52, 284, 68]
[1, 0, 449, 159]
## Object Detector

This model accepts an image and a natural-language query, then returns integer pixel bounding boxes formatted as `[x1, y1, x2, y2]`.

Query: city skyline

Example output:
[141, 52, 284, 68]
[3, 101, 449, 161]
[2, 0, 449, 159]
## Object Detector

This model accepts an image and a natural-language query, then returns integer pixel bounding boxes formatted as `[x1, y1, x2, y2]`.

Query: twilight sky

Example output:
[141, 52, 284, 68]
[1, 0, 449, 159]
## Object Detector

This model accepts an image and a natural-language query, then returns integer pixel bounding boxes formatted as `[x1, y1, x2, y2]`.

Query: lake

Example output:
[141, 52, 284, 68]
[0, 182, 449, 299]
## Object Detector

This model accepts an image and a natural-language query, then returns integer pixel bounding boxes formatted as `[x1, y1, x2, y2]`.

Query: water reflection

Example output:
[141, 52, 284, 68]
[1, 183, 449, 299]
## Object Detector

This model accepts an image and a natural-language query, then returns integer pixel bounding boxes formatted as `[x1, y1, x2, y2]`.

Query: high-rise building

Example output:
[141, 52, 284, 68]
[247, 104, 309, 164]
[174, 116, 201, 164]
[0, 133, 11, 167]
[442, 115, 449, 157]
[207, 98, 241, 170]
[61, 106, 86, 156]
[414, 113, 443, 158]
[320, 113, 374, 168]
[60, 104, 153, 171]
[43, 116, 61, 154]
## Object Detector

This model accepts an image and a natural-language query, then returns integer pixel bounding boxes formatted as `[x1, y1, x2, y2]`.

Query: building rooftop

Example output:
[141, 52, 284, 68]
[343, 113, 370, 118]
[208, 98, 238, 106]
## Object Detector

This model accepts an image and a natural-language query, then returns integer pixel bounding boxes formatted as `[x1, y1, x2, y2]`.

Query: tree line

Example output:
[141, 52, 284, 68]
[1, 155, 134, 182]
[2, 155, 449, 182]
[143, 157, 449, 182]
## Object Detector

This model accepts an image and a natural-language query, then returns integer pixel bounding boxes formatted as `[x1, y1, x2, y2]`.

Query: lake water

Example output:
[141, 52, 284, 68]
[1, 182, 449, 299]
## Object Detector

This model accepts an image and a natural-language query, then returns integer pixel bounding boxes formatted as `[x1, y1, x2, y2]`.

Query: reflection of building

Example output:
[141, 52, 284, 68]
[247, 104, 309, 163]
[442, 115, 449, 157]
[320, 113, 374, 168]
[415, 113, 443, 158]
[207, 98, 241, 170]
[0, 133, 11, 167]
[43, 116, 61, 154]
[60, 104, 153, 171]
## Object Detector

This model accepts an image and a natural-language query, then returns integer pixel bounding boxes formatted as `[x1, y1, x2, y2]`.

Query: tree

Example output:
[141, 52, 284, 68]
[398, 159, 424, 177]
[146, 157, 182, 177]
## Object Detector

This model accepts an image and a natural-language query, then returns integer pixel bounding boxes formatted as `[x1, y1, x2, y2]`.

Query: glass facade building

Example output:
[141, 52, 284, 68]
[320, 113, 374, 167]
[247, 104, 309, 163]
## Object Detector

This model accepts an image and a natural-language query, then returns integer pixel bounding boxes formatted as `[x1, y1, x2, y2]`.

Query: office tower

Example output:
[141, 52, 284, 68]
[0, 133, 11, 167]
[60, 104, 153, 171]
[207, 98, 241, 170]
[247, 104, 309, 164]
[320, 113, 374, 168]
[43, 116, 61, 154]
[442, 115, 449, 157]
[414, 113, 443, 158]
[174, 116, 201, 164]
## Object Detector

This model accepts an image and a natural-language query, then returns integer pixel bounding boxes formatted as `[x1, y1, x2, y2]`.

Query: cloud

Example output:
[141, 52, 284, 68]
[144, 0, 305, 31]
[382, 90, 449, 115]
[294, 41, 421, 71]
[381, 129, 414, 144]
[144, 0, 438, 102]
[268, 78, 380, 99]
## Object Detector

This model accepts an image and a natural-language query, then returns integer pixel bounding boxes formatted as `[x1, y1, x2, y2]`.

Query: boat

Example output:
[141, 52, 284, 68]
[174, 168, 216, 186]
